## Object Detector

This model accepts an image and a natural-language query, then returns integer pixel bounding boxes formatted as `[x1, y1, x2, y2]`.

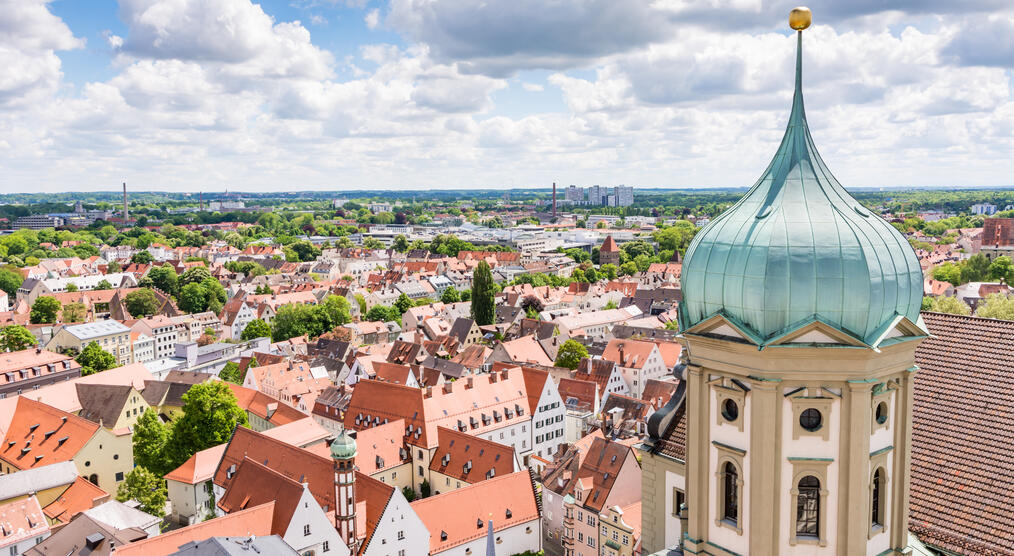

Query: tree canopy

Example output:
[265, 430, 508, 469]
[0, 325, 36, 352]
[125, 288, 160, 318]
[240, 318, 272, 341]
[30, 296, 61, 324]
[471, 261, 495, 326]
[116, 467, 167, 519]
[77, 341, 117, 375]
[555, 340, 589, 370]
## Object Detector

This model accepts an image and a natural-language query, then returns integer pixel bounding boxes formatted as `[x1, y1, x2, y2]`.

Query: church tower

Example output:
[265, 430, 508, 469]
[331, 430, 359, 551]
[678, 7, 925, 555]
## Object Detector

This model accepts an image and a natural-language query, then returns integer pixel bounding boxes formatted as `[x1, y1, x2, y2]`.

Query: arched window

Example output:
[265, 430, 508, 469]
[796, 476, 820, 537]
[872, 468, 884, 528]
[722, 462, 738, 524]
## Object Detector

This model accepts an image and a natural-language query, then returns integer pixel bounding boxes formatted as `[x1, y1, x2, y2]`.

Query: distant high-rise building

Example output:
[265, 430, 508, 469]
[587, 185, 603, 205]
[614, 185, 634, 207]
[566, 185, 583, 202]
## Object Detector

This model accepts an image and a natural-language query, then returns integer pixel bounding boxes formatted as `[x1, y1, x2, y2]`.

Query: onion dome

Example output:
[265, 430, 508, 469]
[330, 430, 357, 460]
[679, 14, 924, 347]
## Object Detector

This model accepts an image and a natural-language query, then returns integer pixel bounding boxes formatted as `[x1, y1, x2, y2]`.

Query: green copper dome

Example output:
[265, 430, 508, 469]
[679, 31, 923, 346]
[331, 430, 357, 459]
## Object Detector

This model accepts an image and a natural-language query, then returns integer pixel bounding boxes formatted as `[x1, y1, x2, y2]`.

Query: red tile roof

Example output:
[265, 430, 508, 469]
[428, 427, 516, 484]
[42, 476, 109, 524]
[217, 458, 304, 537]
[355, 471, 395, 554]
[164, 444, 227, 485]
[602, 338, 658, 369]
[600, 236, 619, 252]
[910, 312, 1014, 555]
[354, 419, 409, 476]
[224, 382, 306, 427]
[0, 495, 49, 547]
[214, 427, 335, 514]
[411, 470, 539, 553]
[114, 502, 275, 556]
[0, 398, 98, 470]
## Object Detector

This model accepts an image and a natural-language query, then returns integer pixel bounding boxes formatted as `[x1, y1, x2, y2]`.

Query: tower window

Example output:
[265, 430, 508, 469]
[795, 476, 820, 537]
[799, 408, 822, 431]
[722, 462, 738, 524]
[875, 402, 888, 425]
[721, 399, 739, 422]
[872, 468, 885, 528]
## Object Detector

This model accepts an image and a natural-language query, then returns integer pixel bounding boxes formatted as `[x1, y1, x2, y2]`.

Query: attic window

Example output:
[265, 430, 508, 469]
[28, 424, 39, 432]
[476, 519, 483, 529]
[57, 437, 68, 446]
[440, 531, 448, 541]
[610, 455, 616, 464]
[506, 509, 512, 519]
[376, 456, 385, 469]
[43, 431, 55, 440]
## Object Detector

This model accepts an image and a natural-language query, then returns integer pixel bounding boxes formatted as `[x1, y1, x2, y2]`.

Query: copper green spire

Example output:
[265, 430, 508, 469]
[679, 13, 925, 347]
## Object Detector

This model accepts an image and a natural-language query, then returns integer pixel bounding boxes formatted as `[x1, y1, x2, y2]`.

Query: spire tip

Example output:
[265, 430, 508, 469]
[789, 7, 811, 31]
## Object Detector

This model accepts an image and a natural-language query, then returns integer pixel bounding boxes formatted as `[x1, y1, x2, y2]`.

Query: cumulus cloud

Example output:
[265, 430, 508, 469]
[1, 0, 1014, 191]
[0, 0, 82, 107]
[385, 0, 675, 76]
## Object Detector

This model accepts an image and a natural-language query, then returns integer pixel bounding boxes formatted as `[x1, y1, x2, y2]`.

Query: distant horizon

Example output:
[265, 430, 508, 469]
[3, 184, 1014, 198]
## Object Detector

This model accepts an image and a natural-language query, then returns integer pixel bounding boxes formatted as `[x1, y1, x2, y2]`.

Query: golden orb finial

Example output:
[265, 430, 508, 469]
[789, 6, 811, 31]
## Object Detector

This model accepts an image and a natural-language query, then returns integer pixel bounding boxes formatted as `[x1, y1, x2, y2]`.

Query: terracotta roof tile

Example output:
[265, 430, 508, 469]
[165, 444, 227, 485]
[910, 312, 1014, 556]
[42, 476, 109, 524]
[0, 398, 98, 470]
[412, 470, 539, 553]
[217, 458, 304, 536]
[114, 502, 274, 556]
[428, 427, 516, 484]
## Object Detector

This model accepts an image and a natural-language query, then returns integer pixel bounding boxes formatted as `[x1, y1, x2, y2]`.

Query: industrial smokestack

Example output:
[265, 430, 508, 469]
[122, 182, 128, 222]
[552, 182, 557, 218]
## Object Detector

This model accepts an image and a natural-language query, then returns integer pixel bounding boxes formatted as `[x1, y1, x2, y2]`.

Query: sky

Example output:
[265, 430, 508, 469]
[1, 0, 1013, 193]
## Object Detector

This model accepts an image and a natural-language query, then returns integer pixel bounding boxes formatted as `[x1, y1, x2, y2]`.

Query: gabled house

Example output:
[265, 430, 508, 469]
[0, 398, 133, 495]
[600, 338, 668, 398]
[411, 470, 541, 556]
[217, 458, 347, 556]
[540, 436, 640, 556]
[75, 384, 149, 431]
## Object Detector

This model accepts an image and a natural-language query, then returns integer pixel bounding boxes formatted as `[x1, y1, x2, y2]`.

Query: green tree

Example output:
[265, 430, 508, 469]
[116, 467, 167, 519]
[392, 235, 409, 253]
[131, 250, 154, 264]
[166, 381, 248, 470]
[65, 283, 78, 293]
[0, 325, 36, 352]
[125, 288, 160, 318]
[0, 269, 24, 298]
[603, 299, 618, 310]
[363, 237, 385, 250]
[440, 287, 460, 304]
[316, 295, 352, 332]
[62, 301, 86, 323]
[961, 254, 990, 284]
[394, 293, 413, 315]
[470, 261, 495, 326]
[988, 256, 1014, 284]
[106, 261, 122, 273]
[77, 341, 117, 375]
[977, 293, 1014, 321]
[401, 485, 416, 502]
[288, 240, 321, 262]
[94, 279, 113, 290]
[554, 339, 589, 369]
[132, 409, 170, 475]
[145, 265, 179, 297]
[219, 361, 244, 384]
[179, 266, 212, 287]
[619, 261, 638, 276]
[364, 305, 398, 323]
[653, 221, 697, 254]
[30, 296, 61, 324]
[663, 319, 680, 331]
[925, 296, 971, 316]
[240, 318, 272, 341]
[932, 263, 962, 286]
[600, 264, 618, 281]
[178, 282, 207, 313]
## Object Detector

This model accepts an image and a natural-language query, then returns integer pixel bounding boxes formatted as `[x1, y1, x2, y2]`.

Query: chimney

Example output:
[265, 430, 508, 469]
[465, 377, 474, 390]
[424, 386, 433, 399]
[122, 182, 128, 222]
[552, 182, 557, 218]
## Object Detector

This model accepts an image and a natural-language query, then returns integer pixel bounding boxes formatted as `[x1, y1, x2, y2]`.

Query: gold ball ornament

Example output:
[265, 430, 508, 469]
[789, 6, 811, 31]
